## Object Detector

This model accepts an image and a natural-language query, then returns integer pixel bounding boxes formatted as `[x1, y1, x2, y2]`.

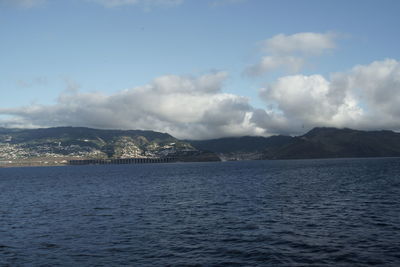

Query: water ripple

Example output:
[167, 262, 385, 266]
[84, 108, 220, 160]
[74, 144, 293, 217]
[0, 158, 399, 266]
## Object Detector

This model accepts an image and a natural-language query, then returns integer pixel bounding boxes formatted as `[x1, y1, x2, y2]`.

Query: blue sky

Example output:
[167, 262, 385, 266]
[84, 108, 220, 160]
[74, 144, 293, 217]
[1, 0, 400, 139]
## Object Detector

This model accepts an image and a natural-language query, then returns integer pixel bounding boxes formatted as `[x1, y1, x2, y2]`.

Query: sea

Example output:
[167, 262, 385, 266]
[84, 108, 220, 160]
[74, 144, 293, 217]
[1, 158, 399, 266]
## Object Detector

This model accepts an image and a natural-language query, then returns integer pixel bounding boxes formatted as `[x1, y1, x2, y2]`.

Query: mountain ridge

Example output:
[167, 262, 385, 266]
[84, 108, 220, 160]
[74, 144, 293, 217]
[273, 127, 400, 159]
[1, 126, 400, 166]
[189, 127, 400, 160]
[0, 127, 219, 166]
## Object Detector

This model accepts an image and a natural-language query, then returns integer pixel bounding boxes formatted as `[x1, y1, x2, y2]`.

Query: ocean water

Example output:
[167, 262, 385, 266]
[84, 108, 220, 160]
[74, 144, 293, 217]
[0, 158, 399, 266]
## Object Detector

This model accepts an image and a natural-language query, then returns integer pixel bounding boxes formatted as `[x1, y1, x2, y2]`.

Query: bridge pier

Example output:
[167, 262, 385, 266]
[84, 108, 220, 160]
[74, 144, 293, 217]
[68, 157, 177, 166]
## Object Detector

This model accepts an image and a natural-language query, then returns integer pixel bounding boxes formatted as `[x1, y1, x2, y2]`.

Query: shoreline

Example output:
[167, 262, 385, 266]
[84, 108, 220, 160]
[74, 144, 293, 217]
[2, 156, 400, 169]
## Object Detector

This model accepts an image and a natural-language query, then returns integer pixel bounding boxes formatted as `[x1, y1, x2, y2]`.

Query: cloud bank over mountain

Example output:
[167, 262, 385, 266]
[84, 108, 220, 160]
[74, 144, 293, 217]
[0, 72, 261, 139]
[1, 24, 399, 140]
[255, 58, 400, 135]
[1, 59, 400, 139]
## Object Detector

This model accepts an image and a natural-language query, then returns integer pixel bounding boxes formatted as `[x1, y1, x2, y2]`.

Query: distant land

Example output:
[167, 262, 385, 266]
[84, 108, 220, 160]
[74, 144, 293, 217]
[1, 126, 400, 167]
[191, 127, 400, 160]
[0, 127, 219, 167]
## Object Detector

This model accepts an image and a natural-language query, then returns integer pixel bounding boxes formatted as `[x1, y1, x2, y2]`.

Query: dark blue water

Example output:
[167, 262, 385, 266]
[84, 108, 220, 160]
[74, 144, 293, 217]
[1, 158, 400, 266]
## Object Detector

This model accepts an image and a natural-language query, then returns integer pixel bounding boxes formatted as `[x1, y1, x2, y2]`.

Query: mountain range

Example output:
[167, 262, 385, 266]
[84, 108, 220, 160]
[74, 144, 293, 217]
[191, 127, 400, 160]
[1, 126, 400, 166]
[0, 127, 218, 166]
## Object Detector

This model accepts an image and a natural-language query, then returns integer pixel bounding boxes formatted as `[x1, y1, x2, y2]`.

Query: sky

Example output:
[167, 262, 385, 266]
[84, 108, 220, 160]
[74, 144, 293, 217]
[1, 0, 400, 139]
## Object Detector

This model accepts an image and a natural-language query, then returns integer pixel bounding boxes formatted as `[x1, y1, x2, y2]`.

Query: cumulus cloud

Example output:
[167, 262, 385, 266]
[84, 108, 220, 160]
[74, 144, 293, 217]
[246, 32, 337, 76]
[88, 0, 183, 8]
[255, 59, 400, 134]
[0, 72, 264, 139]
[0, 0, 46, 8]
[258, 74, 362, 134]
[2, 60, 400, 139]
[331, 59, 400, 126]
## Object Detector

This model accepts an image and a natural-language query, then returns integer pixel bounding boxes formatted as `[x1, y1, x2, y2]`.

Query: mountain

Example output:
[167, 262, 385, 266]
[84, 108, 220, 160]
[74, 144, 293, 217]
[189, 135, 293, 153]
[0, 127, 219, 166]
[271, 127, 400, 159]
[189, 135, 294, 160]
[1, 126, 400, 167]
[190, 127, 400, 160]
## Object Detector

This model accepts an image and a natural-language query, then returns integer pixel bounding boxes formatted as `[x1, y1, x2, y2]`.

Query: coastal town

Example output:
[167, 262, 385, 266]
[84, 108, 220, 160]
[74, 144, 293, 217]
[0, 131, 198, 167]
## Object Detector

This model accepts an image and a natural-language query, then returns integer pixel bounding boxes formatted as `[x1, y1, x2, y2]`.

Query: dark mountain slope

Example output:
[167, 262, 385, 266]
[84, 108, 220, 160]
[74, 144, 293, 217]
[1, 126, 400, 163]
[272, 127, 400, 159]
[189, 127, 400, 160]
[189, 135, 293, 153]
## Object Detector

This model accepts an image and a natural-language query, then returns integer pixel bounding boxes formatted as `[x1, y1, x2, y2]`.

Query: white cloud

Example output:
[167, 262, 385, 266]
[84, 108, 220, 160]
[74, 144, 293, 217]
[331, 59, 400, 126]
[88, 0, 183, 8]
[0, 72, 263, 139]
[2, 60, 400, 138]
[246, 32, 337, 76]
[256, 59, 400, 134]
[263, 32, 336, 55]
[245, 56, 304, 76]
[258, 74, 362, 133]
[0, 0, 46, 8]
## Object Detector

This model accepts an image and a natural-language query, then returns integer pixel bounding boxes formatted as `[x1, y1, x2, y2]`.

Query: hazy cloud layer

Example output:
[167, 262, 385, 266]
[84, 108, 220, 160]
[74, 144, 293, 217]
[89, 0, 183, 8]
[1, 59, 400, 139]
[263, 32, 336, 55]
[1, 0, 183, 8]
[246, 56, 304, 76]
[210, 0, 246, 7]
[246, 32, 337, 76]
[0, 0, 45, 8]
[16, 77, 48, 88]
